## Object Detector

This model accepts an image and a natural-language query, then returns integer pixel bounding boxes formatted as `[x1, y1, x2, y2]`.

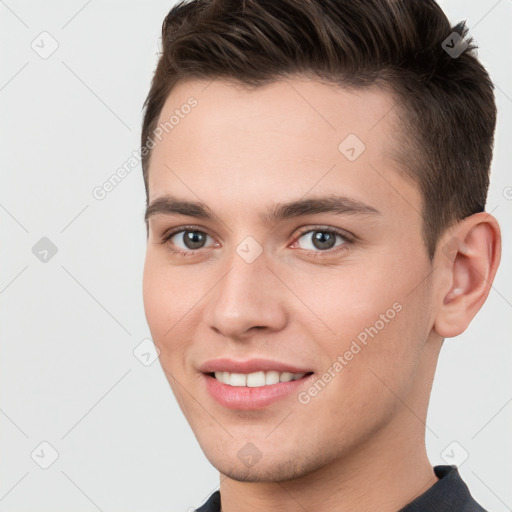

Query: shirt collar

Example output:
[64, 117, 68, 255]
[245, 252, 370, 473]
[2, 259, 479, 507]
[195, 465, 486, 512]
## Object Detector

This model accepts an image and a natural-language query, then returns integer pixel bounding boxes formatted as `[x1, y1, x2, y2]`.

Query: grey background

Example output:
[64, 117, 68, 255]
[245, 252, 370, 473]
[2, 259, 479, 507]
[0, 0, 510, 510]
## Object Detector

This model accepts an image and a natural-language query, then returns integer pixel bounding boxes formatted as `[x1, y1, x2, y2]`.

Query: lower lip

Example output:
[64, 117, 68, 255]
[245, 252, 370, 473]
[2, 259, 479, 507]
[202, 373, 313, 410]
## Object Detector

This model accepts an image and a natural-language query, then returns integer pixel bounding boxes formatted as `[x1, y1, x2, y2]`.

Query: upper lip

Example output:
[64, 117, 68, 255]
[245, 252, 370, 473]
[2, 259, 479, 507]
[199, 358, 313, 375]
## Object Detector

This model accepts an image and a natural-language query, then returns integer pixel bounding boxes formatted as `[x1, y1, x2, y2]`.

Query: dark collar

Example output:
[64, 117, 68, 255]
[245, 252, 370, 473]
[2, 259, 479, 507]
[399, 465, 486, 511]
[195, 465, 486, 512]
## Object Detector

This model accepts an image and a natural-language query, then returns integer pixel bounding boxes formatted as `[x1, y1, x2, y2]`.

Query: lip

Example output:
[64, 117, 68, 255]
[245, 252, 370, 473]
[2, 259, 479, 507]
[198, 357, 312, 374]
[202, 372, 314, 410]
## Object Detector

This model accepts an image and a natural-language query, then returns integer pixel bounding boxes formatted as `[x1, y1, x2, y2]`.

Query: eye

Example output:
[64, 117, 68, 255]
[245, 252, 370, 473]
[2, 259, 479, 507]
[293, 227, 353, 254]
[160, 227, 216, 255]
[159, 225, 354, 258]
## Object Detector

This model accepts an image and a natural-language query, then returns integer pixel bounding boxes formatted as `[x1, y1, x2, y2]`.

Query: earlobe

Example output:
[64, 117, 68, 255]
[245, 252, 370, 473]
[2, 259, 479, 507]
[433, 213, 501, 338]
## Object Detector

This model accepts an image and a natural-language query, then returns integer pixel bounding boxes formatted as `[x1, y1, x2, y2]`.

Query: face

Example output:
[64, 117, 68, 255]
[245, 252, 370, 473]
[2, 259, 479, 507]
[143, 77, 439, 482]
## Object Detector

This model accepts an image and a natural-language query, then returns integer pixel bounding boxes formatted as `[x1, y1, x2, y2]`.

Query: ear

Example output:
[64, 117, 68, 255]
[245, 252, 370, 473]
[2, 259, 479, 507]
[433, 212, 501, 338]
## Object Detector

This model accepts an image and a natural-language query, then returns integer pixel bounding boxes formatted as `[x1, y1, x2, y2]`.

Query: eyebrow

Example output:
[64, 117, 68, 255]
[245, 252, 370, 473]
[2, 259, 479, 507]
[144, 194, 381, 225]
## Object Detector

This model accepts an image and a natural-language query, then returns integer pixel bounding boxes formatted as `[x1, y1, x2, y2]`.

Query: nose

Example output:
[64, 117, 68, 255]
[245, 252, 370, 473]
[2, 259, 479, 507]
[205, 248, 288, 340]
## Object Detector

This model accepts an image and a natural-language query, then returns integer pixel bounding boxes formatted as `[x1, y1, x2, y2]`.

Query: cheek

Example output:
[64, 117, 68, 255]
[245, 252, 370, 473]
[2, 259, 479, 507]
[301, 300, 428, 444]
[142, 256, 188, 355]
[289, 264, 402, 338]
[326, 286, 431, 418]
[290, 258, 431, 380]
[143, 253, 197, 325]
[142, 254, 212, 376]
[142, 257, 168, 338]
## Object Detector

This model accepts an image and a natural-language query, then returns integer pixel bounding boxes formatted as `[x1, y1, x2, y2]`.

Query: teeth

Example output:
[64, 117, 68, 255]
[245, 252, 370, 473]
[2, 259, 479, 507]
[246, 371, 265, 387]
[229, 372, 247, 386]
[213, 370, 306, 387]
[265, 371, 280, 385]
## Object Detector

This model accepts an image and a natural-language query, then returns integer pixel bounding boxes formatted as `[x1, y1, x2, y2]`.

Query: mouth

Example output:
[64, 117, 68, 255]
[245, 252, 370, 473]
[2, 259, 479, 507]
[202, 370, 315, 410]
[207, 370, 314, 387]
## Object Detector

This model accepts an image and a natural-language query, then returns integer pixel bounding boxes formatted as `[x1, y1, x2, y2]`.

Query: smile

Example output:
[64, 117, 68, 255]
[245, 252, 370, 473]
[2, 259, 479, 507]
[212, 370, 309, 387]
[203, 371, 314, 410]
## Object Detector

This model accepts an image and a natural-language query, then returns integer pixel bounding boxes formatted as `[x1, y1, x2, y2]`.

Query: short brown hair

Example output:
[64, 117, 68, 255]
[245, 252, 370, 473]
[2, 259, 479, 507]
[141, 0, 497, 259]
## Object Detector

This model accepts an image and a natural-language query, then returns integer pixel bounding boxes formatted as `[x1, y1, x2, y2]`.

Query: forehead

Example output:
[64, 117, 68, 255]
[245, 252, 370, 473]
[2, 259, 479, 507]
[153, 77, 397, 159]
[147, 77, 420, 224]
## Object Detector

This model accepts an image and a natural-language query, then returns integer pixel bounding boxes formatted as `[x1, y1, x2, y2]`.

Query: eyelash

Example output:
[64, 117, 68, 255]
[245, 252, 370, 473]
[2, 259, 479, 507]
[159, 225, 355, 258]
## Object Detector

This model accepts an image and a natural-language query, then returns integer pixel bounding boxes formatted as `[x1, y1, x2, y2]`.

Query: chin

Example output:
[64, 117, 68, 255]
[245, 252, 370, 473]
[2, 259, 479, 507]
[204, 448, 326, 483]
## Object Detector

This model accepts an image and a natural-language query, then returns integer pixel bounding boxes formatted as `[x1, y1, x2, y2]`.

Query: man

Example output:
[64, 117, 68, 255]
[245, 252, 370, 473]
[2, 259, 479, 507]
[141, 0, 501, 510]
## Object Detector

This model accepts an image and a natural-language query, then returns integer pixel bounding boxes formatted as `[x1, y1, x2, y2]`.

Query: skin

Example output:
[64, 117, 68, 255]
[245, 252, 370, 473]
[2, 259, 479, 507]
[142, 77, 501, 512]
